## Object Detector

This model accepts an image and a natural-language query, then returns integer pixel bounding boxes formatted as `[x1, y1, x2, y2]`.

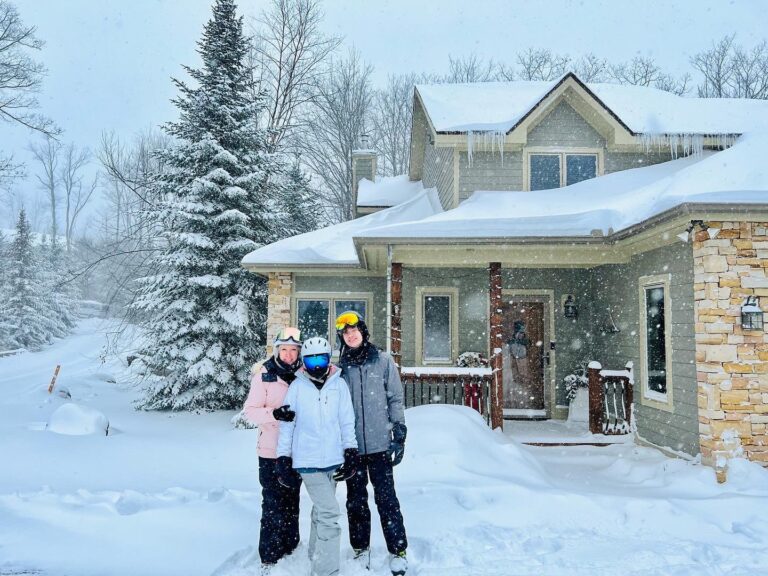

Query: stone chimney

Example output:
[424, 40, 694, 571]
[352, 133, 377, 218]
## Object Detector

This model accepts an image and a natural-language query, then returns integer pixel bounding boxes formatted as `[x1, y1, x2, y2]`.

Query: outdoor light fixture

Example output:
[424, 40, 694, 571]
[563, 294, 578, 319]
[676, 219, 709, 243]
[741, 296, 764, 331]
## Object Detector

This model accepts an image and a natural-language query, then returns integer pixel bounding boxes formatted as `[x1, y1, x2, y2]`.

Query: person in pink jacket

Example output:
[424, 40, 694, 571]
[243, 327, 303, 573]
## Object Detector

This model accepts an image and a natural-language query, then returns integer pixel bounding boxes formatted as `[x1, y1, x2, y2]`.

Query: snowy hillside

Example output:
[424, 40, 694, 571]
[1, 319, 767, 576]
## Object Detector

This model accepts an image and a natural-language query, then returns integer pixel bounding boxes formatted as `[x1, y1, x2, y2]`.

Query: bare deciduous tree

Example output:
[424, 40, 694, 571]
[445, 54, 498, 83]
[0, 1, 57, 182]
[60, 144, 96, 252]
[29, 136, 61, 239]
[609, 55, 689, 95]
[516, 48, 570, 81]
[691, 34, 736, 97]
[299, 49, 372, 222]
[573, 53, 610, 83]
[692, 34, 768, 99]
[370, 73, 416, 177]
[248, 0, 341, 151]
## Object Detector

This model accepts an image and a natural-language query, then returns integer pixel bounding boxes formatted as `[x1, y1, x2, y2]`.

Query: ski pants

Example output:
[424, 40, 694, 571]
[258, 457, 300, 565]
[301, 470, 341, 576]
[345, 450, 408, 555]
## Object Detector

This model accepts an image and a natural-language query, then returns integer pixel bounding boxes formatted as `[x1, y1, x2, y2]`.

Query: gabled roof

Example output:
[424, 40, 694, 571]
[416, 72, 768, 136]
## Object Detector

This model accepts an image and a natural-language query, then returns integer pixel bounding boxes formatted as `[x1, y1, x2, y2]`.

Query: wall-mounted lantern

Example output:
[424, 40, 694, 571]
[563, 294, 578, 319]
[741, 296, 764, 331]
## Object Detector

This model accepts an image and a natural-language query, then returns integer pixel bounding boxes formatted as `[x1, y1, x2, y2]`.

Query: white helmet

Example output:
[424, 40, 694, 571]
[302, 337, 332, 357]
[273, 327, 303, 357]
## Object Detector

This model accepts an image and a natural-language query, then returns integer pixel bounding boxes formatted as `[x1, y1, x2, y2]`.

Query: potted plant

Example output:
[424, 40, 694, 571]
[564, 362, 589, 423]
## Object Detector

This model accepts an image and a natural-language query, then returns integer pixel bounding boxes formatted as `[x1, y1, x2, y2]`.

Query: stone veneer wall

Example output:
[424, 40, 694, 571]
[694, 221, 768, 470]
[266, 272, 292, 357]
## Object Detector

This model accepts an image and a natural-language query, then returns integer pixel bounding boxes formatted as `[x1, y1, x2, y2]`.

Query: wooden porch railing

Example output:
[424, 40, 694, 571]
[587, 361, 635, 435]
[401, 368, 493, 424]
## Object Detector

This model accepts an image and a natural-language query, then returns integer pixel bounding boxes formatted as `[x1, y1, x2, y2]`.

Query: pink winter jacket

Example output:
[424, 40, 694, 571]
[243, 362, 290, 459]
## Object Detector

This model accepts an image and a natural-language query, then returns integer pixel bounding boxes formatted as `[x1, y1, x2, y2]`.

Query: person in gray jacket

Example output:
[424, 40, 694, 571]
[334, 310, 408, 576]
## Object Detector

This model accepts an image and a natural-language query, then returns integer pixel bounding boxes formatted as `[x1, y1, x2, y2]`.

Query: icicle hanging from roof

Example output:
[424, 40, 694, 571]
[466, 130, 507, 166]
[639, 133, 738, 159]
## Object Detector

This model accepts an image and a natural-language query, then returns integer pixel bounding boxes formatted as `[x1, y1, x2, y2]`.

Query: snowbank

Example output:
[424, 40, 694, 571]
[47, 403, 109, 436]
[357, 175, 424, 208]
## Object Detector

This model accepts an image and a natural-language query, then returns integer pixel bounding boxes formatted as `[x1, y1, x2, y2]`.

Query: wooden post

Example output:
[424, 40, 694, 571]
[489, 262, 503, 430]
[47, 364, 61, 394]
[587, 363, 603, 434]
[390, 262, 402, 374]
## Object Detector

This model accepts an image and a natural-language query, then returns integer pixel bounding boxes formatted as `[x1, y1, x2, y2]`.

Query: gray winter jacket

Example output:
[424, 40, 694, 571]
[340, 346, 405, 455]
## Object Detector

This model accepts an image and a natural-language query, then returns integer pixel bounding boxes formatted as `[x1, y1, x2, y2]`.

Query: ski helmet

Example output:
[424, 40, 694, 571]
[301, 337, 332, 378]
[334, 310, 369, 342]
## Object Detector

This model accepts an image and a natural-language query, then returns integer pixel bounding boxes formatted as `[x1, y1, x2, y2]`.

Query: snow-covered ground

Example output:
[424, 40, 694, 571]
[1, 319, 767, 576]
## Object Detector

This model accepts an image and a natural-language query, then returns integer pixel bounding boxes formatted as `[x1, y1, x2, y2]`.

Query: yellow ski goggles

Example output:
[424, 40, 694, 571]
[335, 311, 361, 331]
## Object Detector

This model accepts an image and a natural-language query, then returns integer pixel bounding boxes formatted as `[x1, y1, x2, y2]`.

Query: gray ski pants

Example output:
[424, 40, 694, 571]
[301, 470, 341, 576]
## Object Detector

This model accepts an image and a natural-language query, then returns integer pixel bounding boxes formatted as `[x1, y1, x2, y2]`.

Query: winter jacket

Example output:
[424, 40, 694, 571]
[340, 346, 405, 455]
[243, 358, 292, 459]
[276, 366, 358, 469]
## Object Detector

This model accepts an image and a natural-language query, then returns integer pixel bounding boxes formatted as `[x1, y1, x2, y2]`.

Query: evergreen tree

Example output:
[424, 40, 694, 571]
[277, 157, 322, 238]
[1, 209, 56, 350]
[133, 0, 277, 410]
[0, 229, 10, 349]
[40, 236, 80, 337]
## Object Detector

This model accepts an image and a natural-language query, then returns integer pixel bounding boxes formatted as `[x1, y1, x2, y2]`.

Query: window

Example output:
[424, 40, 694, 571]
[639, 275, 673, 410]
[527, 151, 599, 190]
[416, 287, 459, 365]
[295, 294, 370, 341]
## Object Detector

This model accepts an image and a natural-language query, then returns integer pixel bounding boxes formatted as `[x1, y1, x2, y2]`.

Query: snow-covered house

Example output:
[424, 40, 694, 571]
[243, 72, 768, 471]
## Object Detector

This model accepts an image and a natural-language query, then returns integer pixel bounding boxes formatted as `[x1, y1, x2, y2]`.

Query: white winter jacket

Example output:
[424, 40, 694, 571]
[276, 366, 358, 469]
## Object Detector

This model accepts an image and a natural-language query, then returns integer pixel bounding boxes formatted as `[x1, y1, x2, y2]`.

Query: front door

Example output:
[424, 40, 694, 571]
[501, 299, 547, 418]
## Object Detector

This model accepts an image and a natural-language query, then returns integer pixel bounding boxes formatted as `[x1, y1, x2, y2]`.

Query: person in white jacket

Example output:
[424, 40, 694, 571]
[276, 337, 359, 576]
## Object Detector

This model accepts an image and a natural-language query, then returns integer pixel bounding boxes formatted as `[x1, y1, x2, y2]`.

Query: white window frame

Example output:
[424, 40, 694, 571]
[523, 147, 604, 191]
[415, 286, 459, 366]
[638, 274, 674, 412]
[292, 291, 373, 350]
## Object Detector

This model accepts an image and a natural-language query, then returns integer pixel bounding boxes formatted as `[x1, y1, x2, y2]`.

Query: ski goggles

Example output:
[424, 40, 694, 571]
[303, 353, 330, 371]
[274, 327, 302, 345]
[335, 312, 361, 331]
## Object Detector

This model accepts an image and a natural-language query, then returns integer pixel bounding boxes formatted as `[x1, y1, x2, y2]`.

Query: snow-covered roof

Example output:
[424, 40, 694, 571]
[416, 74, 768, 135]
[357, 175, 424, 208]
[356, 131, 768, 241]
[241, 187, 443, 268]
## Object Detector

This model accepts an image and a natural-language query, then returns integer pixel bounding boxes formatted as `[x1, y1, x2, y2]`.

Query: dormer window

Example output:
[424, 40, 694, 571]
[526, 149, 601, 191]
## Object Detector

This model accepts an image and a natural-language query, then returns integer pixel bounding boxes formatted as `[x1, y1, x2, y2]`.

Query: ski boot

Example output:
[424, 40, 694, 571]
[389, 551, 407, 576]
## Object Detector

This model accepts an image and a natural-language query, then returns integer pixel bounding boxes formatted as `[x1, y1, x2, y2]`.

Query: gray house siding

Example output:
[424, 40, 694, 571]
[527, 101, 605, 148]
[590, 242, 699, 455]
[605, 150, 679, 174]
[293, 275, 388, 345]
[458, 150, 523, 202]
[422, 142, 454, 210]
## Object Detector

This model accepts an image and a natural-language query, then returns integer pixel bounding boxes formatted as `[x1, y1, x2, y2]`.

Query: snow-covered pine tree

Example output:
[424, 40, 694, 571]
[133, 0, 276, 410]
[40, 236, 80, 337]
[0, 228, 10, 350]
[277, 157, 322, 237]
[1, 209, 57, 350]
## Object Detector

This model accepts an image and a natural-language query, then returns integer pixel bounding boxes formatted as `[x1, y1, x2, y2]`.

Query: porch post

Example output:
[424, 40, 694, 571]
[390, 262, 403, 372]
[489, 262, 503, 430]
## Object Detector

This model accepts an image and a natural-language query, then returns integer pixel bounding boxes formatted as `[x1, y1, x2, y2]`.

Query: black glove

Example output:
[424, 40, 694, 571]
[333, 448, 359, 482]
[276, 456, 301, 489]
[389, 422, 407, 466]
[272, 404, 295, 422]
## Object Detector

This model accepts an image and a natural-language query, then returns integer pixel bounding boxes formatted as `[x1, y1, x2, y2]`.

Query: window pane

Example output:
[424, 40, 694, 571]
[566, 154, 597, 185]
[334, 300, 367, 327]
[530, 154, 561, 190]
[298, 299, 329, 340]
[645, 286, 667, 394]
[424, 295, 451, 361]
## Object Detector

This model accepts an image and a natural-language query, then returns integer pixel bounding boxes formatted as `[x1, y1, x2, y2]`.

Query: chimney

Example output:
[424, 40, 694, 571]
[352, 133, 377, 218]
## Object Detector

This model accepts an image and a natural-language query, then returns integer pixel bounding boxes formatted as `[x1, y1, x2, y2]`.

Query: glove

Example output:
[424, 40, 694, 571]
[273, 404, 295, 422]
[333, 448, 359, 482]
[276, 456, 301, 489]
[389, 422, 407, 466]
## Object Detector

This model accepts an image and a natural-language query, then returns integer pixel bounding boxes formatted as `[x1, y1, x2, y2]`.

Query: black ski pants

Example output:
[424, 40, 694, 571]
[258, 456, 300, 564]
[345, 451, 407, 555]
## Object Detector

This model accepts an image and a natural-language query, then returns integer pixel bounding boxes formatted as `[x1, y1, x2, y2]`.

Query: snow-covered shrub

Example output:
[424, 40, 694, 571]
[231, 410, 257, 429]
[564, 364, 588, 402]
[47, 403, 110, 436]
[456, 351, 489, 368]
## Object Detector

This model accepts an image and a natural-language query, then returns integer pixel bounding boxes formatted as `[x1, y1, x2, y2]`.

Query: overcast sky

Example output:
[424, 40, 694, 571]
[4, 0, 768, 228]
